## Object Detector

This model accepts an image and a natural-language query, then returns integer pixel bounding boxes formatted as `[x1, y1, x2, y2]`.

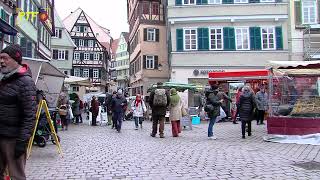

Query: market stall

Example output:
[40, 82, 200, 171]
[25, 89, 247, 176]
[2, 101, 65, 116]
[267, 61, 320, 135]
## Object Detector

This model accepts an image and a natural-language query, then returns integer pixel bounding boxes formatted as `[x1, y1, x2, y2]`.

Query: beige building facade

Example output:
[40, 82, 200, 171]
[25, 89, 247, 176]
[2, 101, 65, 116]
[127, 0, 169, 96]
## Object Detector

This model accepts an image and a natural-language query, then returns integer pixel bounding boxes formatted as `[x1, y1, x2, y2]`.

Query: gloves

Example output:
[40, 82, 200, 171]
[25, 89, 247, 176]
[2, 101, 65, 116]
[15, 140, 27, 159]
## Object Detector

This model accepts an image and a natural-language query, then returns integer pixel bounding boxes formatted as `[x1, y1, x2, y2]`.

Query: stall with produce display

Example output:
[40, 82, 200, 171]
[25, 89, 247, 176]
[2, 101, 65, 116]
[267, 61, 320, 135]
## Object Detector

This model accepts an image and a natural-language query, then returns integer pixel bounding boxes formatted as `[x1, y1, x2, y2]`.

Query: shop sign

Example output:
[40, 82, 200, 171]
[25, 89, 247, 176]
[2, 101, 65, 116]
[193, 69, 225, 76]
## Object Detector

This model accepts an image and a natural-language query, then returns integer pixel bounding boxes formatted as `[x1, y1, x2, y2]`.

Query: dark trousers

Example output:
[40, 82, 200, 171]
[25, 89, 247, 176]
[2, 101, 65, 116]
[241, 120, 252, 137]
[60, 115, 68, 129]
[75, 115, 81, 124]
[114, 112, 124, 131]
[257, 110, 265, 124]
[0, 138, 27, 180]
[151, 115, 165, 136]
[92, 115, 97, 126]
[171, 120, 181, 137]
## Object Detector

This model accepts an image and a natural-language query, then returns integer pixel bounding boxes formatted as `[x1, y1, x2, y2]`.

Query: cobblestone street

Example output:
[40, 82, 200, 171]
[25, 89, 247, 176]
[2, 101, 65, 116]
[26, 120, 320, 180]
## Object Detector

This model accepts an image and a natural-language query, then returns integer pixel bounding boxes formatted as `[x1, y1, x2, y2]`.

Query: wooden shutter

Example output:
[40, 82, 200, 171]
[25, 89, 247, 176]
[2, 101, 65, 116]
[143, 55, 146, 69]
[53, 50, 58, 60]
[222, 0, 234, 4]
[196, 0, 202, 4]
[10, 15, 14, 26]
[80, 53, 84, 60]
[59, 29, 62, 38]
[249, 0, 259, 3]
[71, 69, 74, 76]
[26, 42, 32, 58]
[89, 69, 93, 78]
[144, 28, 148, 41]
[275, 26, 283, 50]
[155, 29, 160, 42]
[65, 50, 69, 60]
[100, 54, 103, 60]
[154, 56, 159, 69]
[90, 53, 94, 60]
[295, 1, 302, 26]
[176, 29, 184, 51]
[223, 27, 235, 50]
[84, 40, 88, 47]
[198, 28, 209, 50]
[202, 0, 208, 4]
[249, 27, 261, 50]
[176, 0, 182, 5]
[80, 68, 83, 77]
[99, 69, 102, 78]
[318, 0, 320, 23]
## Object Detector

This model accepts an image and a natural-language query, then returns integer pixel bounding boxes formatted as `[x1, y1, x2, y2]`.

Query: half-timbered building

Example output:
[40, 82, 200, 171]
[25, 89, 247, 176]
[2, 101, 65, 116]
[63, 8, 112, 92]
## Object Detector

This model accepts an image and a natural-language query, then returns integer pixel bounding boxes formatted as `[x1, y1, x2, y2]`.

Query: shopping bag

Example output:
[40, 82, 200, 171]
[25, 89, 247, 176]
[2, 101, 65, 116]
[216, 107, 226, 122]
[68, 107, 74, 119]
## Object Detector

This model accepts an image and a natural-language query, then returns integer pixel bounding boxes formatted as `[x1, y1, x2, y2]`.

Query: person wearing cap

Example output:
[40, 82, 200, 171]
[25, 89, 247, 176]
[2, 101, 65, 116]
[111, 89, 128, 132]
[0, 44, 37, 180]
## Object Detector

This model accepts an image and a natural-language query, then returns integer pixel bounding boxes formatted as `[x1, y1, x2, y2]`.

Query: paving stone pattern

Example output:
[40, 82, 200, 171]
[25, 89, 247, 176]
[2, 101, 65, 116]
[26, 120, 320, 180]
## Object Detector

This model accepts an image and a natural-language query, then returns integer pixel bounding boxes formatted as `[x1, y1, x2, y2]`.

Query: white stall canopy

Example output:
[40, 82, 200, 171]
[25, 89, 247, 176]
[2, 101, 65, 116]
[22, 57, 66, 108]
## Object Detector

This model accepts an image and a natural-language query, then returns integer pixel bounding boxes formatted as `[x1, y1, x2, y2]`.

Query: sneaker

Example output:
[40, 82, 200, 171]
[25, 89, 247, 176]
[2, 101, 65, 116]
[135, 127, 138, 130]
[208, 136, 217, 140]
[150, 133, 156, 137]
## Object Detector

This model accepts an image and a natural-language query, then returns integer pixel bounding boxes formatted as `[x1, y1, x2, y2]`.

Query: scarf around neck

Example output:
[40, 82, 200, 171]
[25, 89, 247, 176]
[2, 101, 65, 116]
[0, 65, 22, 81]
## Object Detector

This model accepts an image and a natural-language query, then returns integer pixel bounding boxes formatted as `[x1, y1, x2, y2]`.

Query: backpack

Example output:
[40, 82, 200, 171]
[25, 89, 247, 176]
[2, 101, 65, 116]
[80, 100, 84, 109]
[153, 89, 167, 107]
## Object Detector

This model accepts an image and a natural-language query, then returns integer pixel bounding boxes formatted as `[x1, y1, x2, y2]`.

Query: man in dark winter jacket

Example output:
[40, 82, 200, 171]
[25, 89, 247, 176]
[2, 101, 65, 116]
[0, 44, 37, 180]
[111, 89, 127, 132]
[148, 82, 170, 138]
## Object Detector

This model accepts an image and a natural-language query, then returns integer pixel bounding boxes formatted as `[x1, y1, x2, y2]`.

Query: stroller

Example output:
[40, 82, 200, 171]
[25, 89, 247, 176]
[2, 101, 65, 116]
[34, 110, 60, 147]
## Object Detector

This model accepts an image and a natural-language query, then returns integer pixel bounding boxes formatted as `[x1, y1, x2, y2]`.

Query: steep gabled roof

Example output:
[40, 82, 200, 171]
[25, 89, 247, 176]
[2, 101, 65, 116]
[62, 8, 112, 50]
[54, 9, 76, 48]
[121, 32, 129, 43]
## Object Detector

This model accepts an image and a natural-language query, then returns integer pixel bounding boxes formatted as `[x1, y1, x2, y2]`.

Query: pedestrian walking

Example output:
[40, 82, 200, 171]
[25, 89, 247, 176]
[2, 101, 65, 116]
[169, 88, 185, 137]
[111, 89, 127, 132]
[72, 94, 81, 124]
[0, 44, 37, 180]
[204, 85, 223, 140]
[79, 98, 84, 123]
[57, 92, 70, 131]
[105, 91, 115, 126]
[232, 86, 243, 124]
[90, 96, 100, 126]
[255, 85, 268, 125]
[131, 94, 147, 130]
[217, 85, 232, 121]
[238, 86, 257, 139]
[148, 82, 170, 138]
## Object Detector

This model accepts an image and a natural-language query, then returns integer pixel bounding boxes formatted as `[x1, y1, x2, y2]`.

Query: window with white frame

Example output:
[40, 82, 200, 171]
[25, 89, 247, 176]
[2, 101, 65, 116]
[260, 0, 275, 2]
[183, 0, 196, 5]
[147, 29, 156, 41]
[74, 53, 80, 60]
[54, 29, 62, 38]
[235, 28, 250, 50]
[79, 39, 84, 47]
[146, 56, 155, 69]
[210, 28, 223, 50]
[84, 53, 89, 60]
[88, 40, 94, 47]
[76, 26, 81, 32]
[234, 0, 248, 3]
[261, 27, 275, 50]
[302, 0, 317, 24]
[208, 0, 222, 4]
[83, 69, 89, 78]
[84, 26, 88, 32]
[58, 50, 66, 60]
[94, 53, 100, 60]
[74, 68, 80, 77]
[184, 29, 197, 50]
[93, 69, 99, 78]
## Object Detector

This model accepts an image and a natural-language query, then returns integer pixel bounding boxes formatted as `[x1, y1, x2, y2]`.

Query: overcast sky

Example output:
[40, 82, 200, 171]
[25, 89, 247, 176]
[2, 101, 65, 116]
[55, 0, 129, 39]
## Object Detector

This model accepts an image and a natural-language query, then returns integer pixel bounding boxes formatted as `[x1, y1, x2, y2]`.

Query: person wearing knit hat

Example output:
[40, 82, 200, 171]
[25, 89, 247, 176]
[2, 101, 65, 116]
[0, 44, 37, 180]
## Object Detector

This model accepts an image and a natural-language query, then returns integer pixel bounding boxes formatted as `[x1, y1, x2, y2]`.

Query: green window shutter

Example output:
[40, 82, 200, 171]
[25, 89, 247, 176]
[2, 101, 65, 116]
[0, 9, 4, 20]
[275, 26, 283, 50]
[294, 1, 302, 26]
[198, 28, 209, 50]
[318, 0, 320, 23]
[197, 0, 208, 4]
[223, 27, 235, 50]
[176, 29, 184, 51]
[11, 15, 14, 27]
[222, 0, 234, 4]
[196, 0, 202, 4]
[249, 0, 260, 3]
[176, 0, 182, 5]
[249, 27, 261, 50]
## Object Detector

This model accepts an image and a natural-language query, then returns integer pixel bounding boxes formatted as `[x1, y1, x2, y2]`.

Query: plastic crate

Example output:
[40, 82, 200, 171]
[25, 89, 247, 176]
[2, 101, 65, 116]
[191, 116, 200, 125]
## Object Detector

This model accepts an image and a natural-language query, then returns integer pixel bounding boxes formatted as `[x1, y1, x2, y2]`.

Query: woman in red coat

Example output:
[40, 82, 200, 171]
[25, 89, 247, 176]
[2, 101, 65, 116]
[91, 96, 100, 126]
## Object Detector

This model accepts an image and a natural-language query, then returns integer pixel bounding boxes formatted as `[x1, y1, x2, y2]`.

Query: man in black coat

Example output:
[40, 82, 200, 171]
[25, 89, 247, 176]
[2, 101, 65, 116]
[148, 82, 170, 138]
[0, 44, 37, 180]
[111, 89, 128, 132]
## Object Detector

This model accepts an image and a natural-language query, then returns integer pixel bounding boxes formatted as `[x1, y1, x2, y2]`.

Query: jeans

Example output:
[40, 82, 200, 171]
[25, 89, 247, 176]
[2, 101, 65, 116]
[75, 115, 81, 124]
[92, 115, 97, 126]
[208, 116, 217, 137]
[257, 110, 265, 124]
[134, 117, 143, 128]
